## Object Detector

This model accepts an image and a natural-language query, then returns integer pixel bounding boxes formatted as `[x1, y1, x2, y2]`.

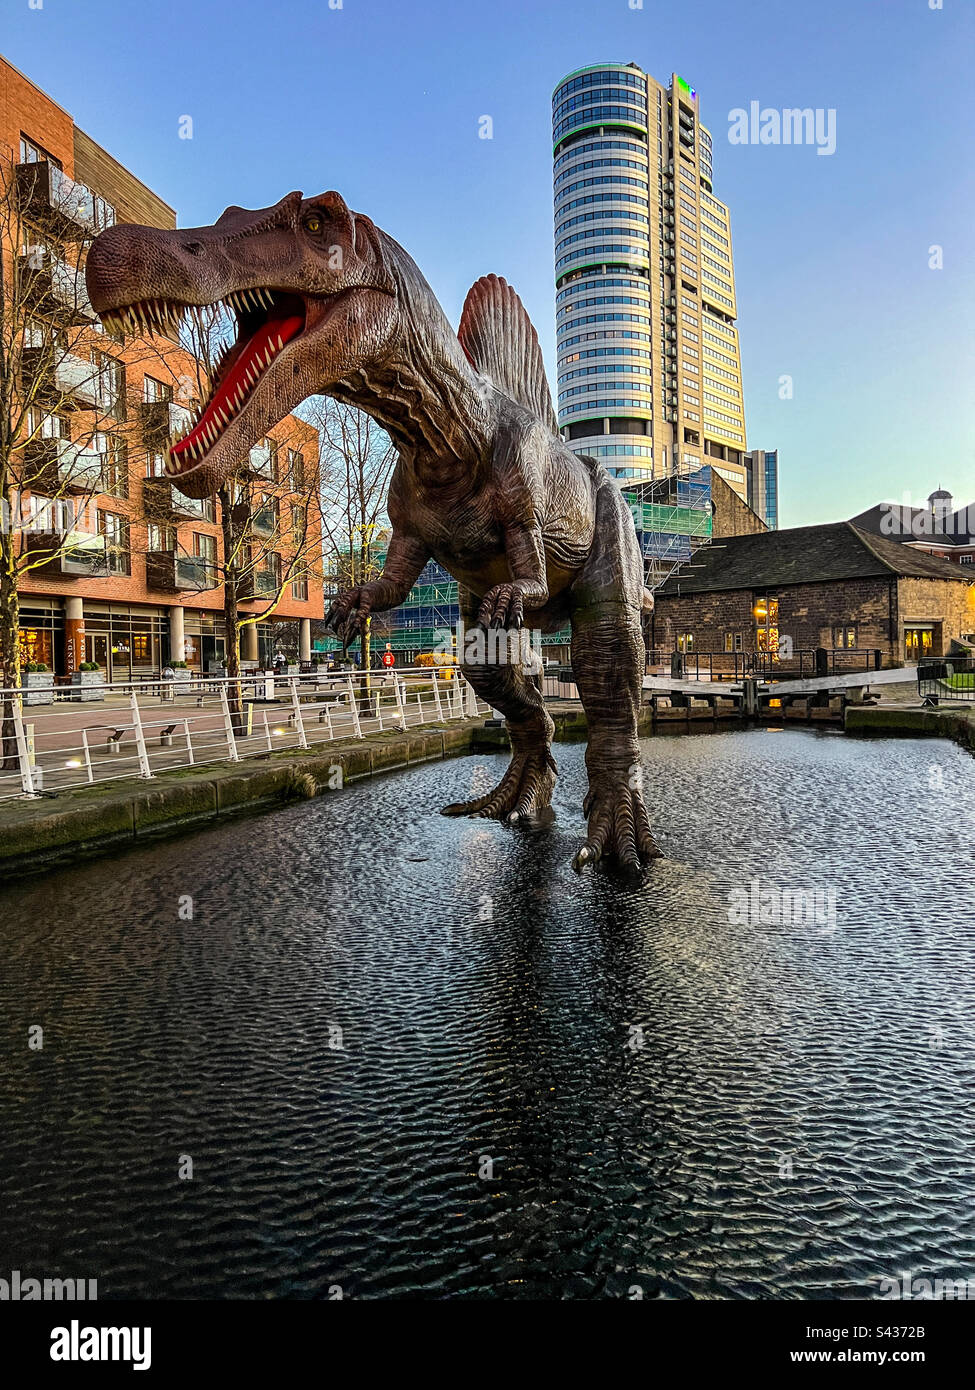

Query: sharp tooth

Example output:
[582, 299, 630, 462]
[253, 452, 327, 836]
[277, 335, 284, 350]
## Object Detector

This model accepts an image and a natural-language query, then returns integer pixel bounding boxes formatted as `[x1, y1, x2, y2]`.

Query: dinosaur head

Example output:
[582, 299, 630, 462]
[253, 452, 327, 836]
[85, 191, 397, 496]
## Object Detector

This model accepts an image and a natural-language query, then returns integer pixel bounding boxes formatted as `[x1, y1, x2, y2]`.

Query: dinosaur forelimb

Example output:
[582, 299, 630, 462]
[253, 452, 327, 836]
[476, 579, 547, 629]
[323, 581, 397, 643]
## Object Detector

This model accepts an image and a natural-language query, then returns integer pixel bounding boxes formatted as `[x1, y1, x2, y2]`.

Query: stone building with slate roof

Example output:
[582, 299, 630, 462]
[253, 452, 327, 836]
[651, 523, 975, 665]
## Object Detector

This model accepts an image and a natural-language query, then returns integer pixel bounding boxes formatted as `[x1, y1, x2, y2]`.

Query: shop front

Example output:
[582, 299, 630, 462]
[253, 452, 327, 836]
[183, 611, 227, 673]
[17, 602, 64, 675]
[81, 604, 170, 682]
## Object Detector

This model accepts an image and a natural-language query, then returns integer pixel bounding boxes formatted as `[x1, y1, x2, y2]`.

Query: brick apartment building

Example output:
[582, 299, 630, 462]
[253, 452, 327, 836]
[1, 55, 323, 681]
[652, 522, 975, 665]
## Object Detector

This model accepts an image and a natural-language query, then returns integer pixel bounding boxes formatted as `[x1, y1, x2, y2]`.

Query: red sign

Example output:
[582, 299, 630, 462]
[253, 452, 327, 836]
[381, 651, 395, 668]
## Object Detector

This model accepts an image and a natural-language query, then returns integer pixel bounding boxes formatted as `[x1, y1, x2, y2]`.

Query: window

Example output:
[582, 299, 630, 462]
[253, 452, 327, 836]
[101, 436, 128, 497]
[291, 577, 308, 601]
[193, 533, 217, 563]
[148, 523, 175, 551]
[143, 376, 172, 403]
[960, 555, 973, 565]
[290, 504, 305, 534]
[754, 596, 779, 654]
[27, 408, 63, 440]
[833, 626, 857, 649]
[20, 136, 59, 167]
[724, 632, 744, 653]
[146, 452, 166, 478]
[94, 353, 125, 415]
[98, 510, 130, 574]
[287, 449, 305, 490]
[677, 631, 694, 652]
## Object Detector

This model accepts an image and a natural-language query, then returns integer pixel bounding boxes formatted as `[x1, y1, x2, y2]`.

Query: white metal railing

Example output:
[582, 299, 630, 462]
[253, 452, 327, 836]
[0, 667, 488, 800]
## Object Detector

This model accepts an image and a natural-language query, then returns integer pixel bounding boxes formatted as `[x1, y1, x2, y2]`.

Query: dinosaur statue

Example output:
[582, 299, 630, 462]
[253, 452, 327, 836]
[86, 191, 660, 876]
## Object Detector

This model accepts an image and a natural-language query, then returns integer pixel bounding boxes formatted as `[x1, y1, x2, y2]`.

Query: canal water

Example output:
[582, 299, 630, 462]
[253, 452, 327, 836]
[1, 727, 973, 1300]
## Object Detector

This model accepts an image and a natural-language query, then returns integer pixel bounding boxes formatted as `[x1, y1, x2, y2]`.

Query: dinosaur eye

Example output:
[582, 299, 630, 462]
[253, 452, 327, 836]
[303, 215, 323, 234]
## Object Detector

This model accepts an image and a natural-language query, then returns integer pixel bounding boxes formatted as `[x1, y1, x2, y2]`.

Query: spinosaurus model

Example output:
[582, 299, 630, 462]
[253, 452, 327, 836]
[86, 191, 660, 876]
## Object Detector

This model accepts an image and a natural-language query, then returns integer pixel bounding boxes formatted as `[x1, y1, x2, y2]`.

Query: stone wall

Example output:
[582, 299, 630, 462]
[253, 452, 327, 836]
[653, 573, 975, 663]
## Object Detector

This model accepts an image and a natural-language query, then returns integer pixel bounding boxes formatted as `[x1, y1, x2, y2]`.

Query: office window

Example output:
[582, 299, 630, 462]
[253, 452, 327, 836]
[833, 626, 857, 649]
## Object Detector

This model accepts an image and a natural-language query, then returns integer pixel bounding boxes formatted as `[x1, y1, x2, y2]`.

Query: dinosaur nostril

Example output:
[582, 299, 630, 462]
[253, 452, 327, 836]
[183, 241, 206, 256]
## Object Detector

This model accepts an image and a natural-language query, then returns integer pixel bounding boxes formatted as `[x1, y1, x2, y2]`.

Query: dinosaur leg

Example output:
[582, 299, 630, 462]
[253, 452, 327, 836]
[569, 485, 662, 879]
[441, 594, 556, 823]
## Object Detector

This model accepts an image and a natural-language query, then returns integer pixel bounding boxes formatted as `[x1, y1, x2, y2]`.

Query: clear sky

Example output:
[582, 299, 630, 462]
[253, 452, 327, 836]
[2, 0, 972, 525]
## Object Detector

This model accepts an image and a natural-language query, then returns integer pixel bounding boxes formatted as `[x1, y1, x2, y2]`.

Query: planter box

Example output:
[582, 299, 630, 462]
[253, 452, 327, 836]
[22, 671, 54, 706]
[71, 669, 105, 702]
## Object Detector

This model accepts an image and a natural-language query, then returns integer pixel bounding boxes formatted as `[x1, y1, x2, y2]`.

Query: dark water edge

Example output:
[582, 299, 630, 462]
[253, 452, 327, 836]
[1, 726, 973, 1300]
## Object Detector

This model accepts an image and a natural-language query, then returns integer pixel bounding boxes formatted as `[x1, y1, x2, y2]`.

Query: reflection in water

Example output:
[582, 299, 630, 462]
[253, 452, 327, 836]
[0, 727, 973, 1299]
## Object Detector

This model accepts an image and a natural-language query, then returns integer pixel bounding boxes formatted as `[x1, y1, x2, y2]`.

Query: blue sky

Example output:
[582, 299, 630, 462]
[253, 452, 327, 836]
[3, 0, 972, 525]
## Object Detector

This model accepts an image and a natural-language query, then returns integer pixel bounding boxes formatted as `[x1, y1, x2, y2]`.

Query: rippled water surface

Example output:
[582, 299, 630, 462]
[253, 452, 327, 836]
[1, 727, 974, 1300]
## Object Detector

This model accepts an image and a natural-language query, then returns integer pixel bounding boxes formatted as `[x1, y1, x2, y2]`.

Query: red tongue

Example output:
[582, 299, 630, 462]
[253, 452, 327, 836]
[170, 311, 304, 460]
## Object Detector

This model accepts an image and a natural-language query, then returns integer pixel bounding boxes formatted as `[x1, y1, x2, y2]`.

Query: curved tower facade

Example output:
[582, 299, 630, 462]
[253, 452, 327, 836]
[552, 63, 749, 496]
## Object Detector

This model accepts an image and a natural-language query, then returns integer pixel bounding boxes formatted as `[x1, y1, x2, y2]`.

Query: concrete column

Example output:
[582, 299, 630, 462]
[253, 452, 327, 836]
[64, 596, 84, 674]
[241, 623, 259, 663]
[299, 618, 312, 663]
[169, 605, 185, 663]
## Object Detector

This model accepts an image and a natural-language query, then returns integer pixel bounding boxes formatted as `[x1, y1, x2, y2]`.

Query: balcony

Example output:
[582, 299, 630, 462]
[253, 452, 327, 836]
[22, 349, 104, 412]
[55, 439, 104, 493]
[251, 503, 277, 537]
[19, 247, 96, 324]
[254, 569, 280, 597]
[25, 527, 111, 577]
[146, 552, 216, 592]
[138, 399, 193, 448]
[16, 161, 114, 241]
[143, 476, 210, 520]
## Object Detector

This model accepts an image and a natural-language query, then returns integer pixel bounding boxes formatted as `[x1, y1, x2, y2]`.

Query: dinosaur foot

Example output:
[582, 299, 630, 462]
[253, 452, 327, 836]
[441, 750, 557, 825]
[573, 778, 662, 882]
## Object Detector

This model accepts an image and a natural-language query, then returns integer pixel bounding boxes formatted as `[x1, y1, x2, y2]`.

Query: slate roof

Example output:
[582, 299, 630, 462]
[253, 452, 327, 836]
[850, 502, 975, 546]
[656, 522, 972, 596]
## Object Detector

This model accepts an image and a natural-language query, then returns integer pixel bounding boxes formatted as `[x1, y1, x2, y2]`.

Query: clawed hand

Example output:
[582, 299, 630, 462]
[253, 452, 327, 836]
[477, 583, 526, 629]
[324, 585, 379, 646]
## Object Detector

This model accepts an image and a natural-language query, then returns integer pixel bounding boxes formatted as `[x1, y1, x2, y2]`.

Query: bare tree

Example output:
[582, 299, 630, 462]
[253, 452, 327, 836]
[307, 395, 396, 670]
[0, 142, 136, 765]
[133, 310, 325, 726]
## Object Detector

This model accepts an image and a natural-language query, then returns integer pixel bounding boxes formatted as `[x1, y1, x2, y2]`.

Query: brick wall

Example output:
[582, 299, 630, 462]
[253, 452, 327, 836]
[5, 55, 324, 652]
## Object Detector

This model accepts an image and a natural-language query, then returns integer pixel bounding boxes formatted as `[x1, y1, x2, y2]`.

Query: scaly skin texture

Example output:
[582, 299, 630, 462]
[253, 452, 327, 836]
[85, 190, 660, 876]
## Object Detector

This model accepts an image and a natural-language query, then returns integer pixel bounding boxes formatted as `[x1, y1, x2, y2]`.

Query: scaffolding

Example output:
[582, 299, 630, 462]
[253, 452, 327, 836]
[316, 471, 713, 662]
[624, 466, 713, 590]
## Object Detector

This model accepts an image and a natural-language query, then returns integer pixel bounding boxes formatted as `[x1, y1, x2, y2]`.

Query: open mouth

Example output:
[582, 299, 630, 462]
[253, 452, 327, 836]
[100, 289, 307, 477]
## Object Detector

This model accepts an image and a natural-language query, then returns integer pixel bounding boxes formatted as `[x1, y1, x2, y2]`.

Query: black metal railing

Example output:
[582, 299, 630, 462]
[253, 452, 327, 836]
[646, 648, 885, 682]
[917, 657, 975, 706]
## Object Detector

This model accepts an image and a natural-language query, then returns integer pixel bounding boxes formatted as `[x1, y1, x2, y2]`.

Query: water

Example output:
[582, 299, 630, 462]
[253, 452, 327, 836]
[1, 727, 973, 1300]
